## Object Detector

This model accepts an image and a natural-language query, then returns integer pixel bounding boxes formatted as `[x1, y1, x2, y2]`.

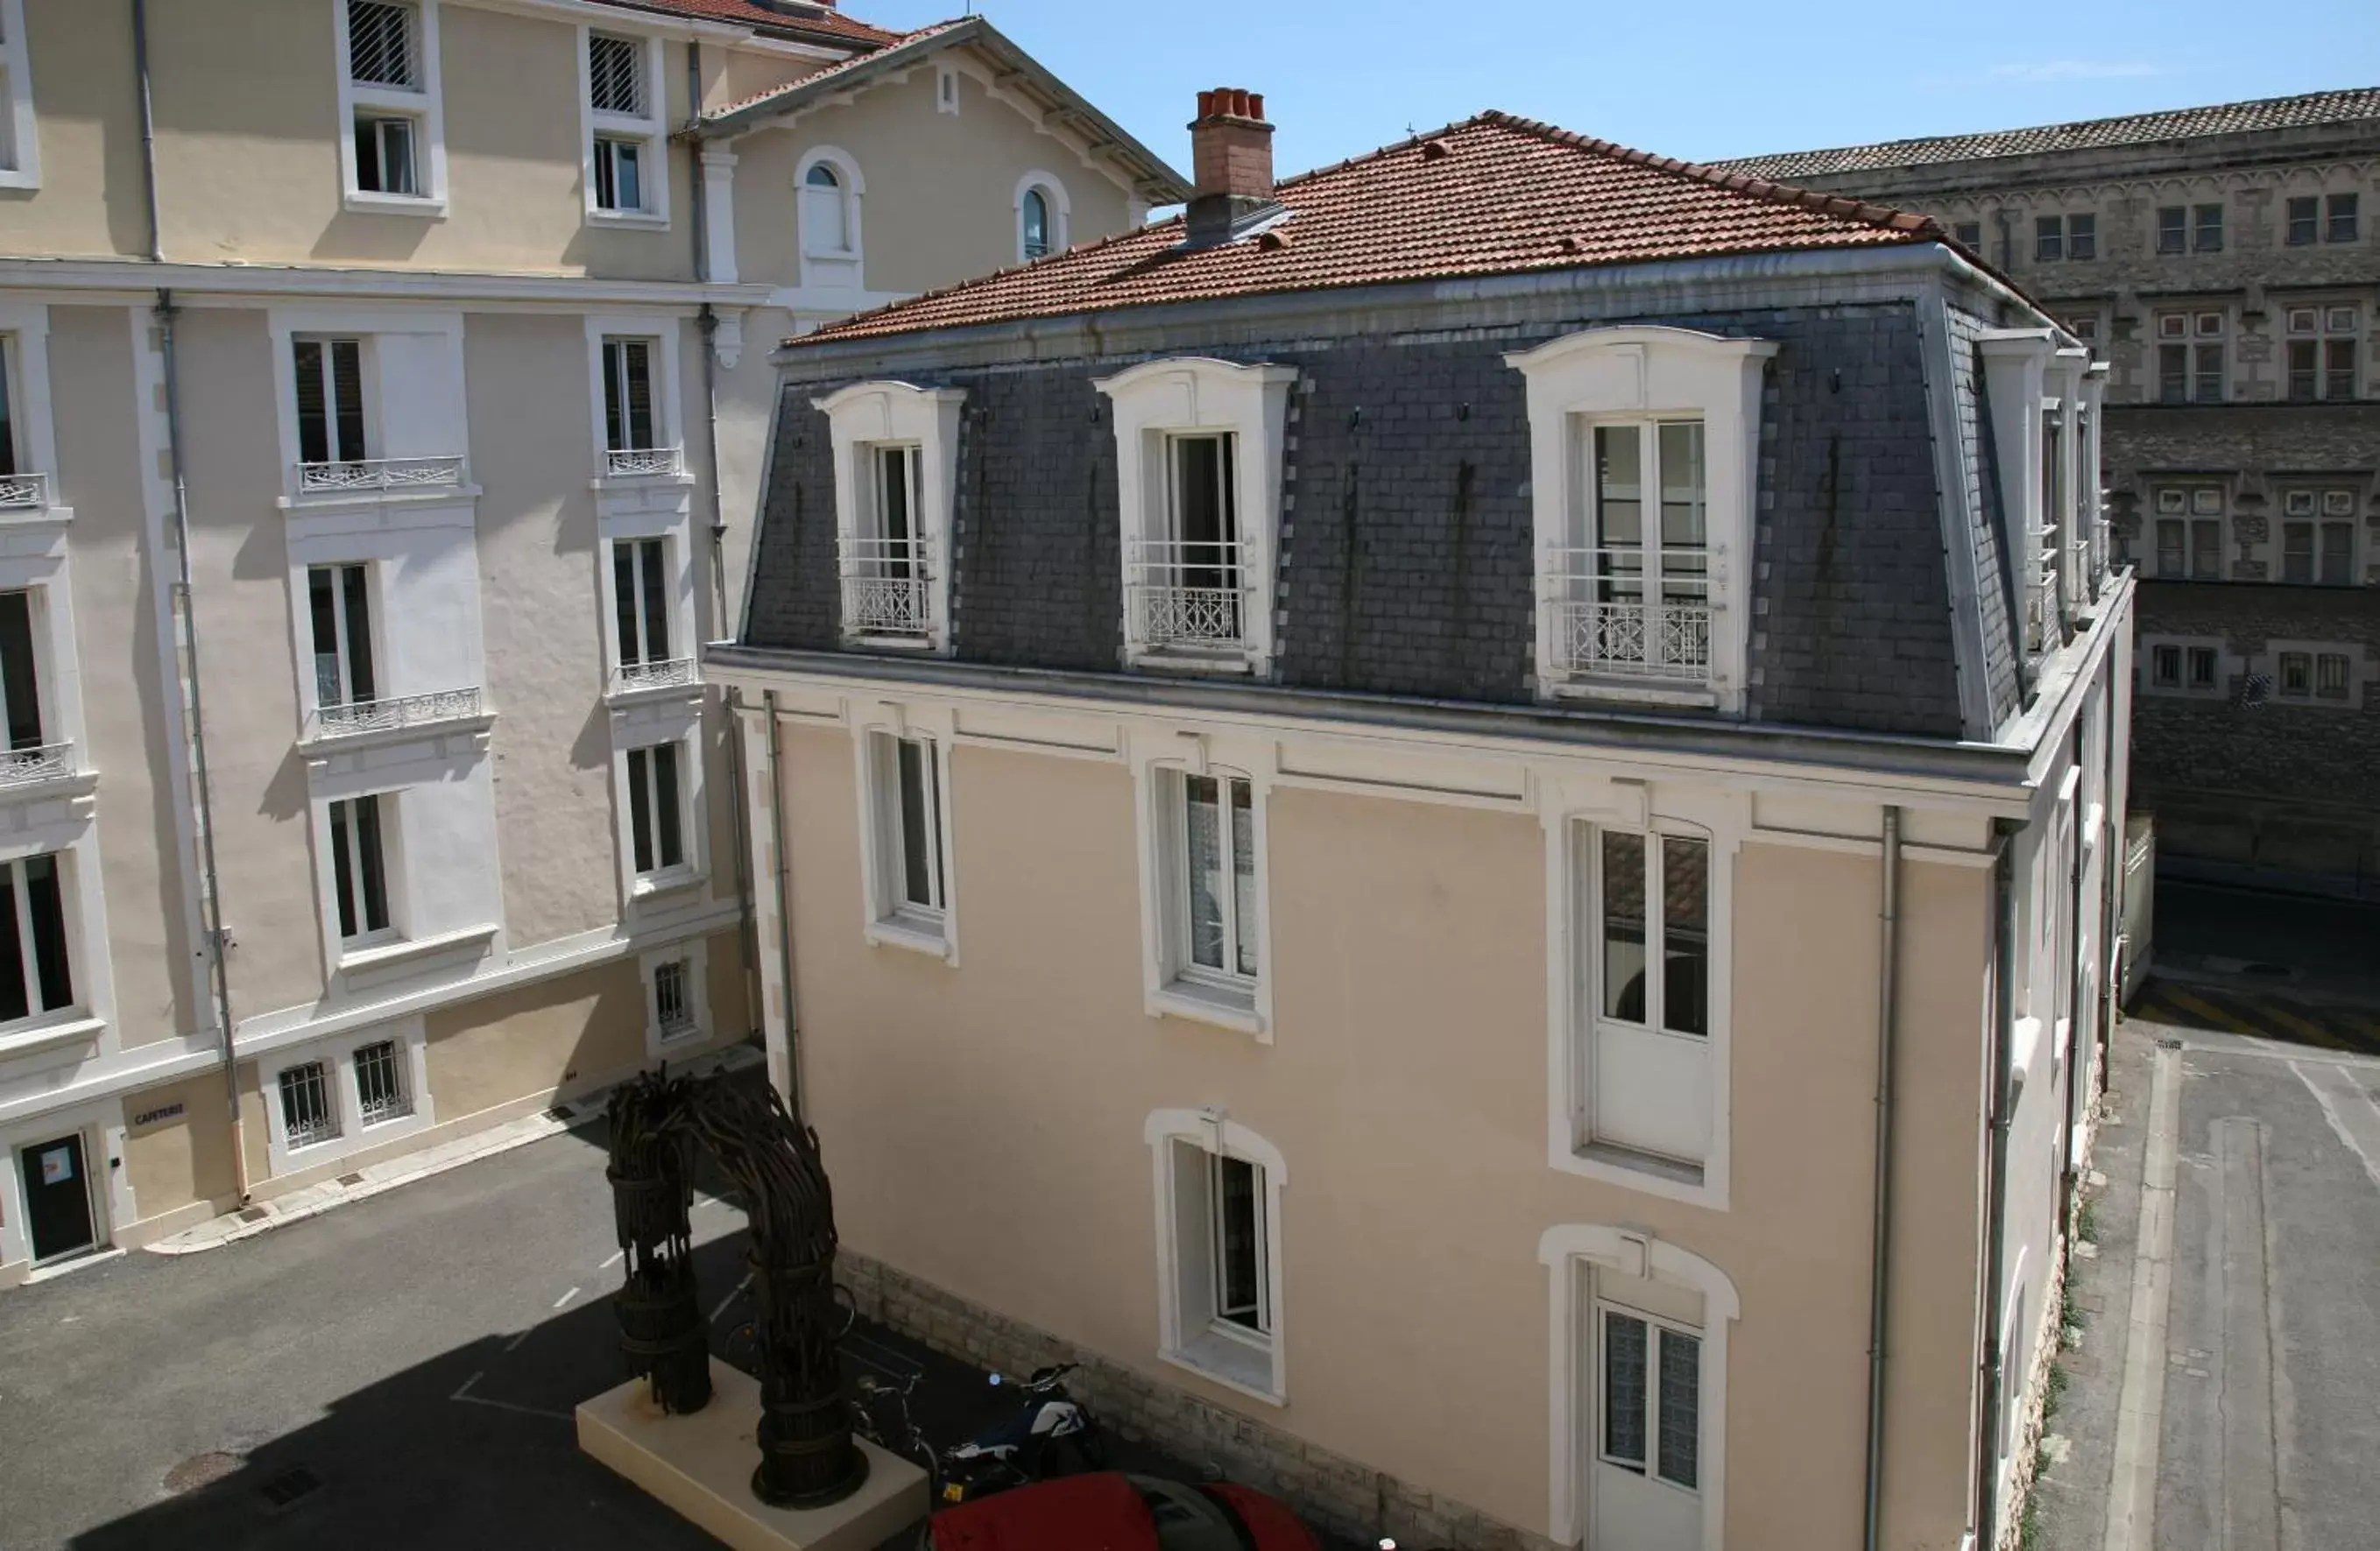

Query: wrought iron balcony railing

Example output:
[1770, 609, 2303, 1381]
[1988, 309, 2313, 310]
[611, 656, 702, 695]
[295, 455, 466, 495]
[308, 686, 484, 742]
[1127, 539, 1248, 653]
[1543, 547, 1713, 683]
[0, 471, 54, 512]
[605, 446, 684, 478]
[0, 742, 74, 787]
[837, 536, 932, 640]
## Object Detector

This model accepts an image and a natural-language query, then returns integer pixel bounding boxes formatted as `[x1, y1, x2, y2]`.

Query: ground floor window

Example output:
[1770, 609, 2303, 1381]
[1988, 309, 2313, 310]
[1147, 1110, 1285, 1401]
[278, 1061, 341, 1151]
[354, 1039, 410, 1125]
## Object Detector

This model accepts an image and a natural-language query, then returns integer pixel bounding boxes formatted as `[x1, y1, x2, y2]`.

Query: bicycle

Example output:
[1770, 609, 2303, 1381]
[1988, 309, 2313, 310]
[851, 1369, 940, 1485]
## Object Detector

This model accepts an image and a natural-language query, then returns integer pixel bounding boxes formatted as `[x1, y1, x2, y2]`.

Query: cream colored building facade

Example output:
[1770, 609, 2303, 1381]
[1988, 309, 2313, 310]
[0, 0, 1183, 1285]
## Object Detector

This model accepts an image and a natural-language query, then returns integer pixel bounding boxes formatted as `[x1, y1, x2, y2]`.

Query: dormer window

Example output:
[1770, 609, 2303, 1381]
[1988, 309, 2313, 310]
[815, 382, 964, 653]
[1508, 327, 1774, 712]
[1095, 358, 1296, 677]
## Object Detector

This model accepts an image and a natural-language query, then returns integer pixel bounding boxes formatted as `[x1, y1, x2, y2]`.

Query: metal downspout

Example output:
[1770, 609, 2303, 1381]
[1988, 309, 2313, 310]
[762, 692, 799, 1119]
[1974, 820, 2022, 1549]
[156, 292, 249, 1206]
[1861, 805, 1903, 1551]
[131, 0, 162, 261]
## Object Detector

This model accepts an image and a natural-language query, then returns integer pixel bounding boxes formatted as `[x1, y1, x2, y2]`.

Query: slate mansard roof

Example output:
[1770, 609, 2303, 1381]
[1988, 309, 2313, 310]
[788, 111, 1946, 346]
[1708, 86, 2380, 181]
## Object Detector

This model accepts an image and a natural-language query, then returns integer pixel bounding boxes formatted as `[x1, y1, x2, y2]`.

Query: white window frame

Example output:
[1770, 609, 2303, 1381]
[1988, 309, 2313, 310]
[620, 735, 696, 893]
[1013, 169, 1071, 263]
[1145, 1109, 1288, 1406]
[814, 381, 964, 654]
[2274, 485, 2362, 586]
[1508, 328, 1773, 712]
[795, 145, 865, 293]
[2263, 638, 2368, 709]
[332, 0, 447, 216]
[1095, 357, 1296, 677]
[0, 0, 36, 189]
[850, 704, 959, 961]
[2146, 483, 2228, 583]
[935, 61, 959, 115]
[639, 936, 712, 1058]
[1131, 731, 1274, 1039]
[0, 806, 108, 1068]
[259, 1019, 434, 1175]
[583, 314, 686, 483]
[578, 25, 668, 229]
[1541, 774, 1734, 1209]
[2136, 633, 2226, 700]
[322, 789, 404, 955]
[1539, 1224, 1738, 1551]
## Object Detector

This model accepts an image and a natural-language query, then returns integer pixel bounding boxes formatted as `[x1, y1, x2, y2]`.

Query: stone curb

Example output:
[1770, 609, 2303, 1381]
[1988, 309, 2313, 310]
[145, 1043, 763, 1258]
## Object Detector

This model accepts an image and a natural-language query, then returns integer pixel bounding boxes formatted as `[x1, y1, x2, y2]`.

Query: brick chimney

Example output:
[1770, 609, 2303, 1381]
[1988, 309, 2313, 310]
[1185, 88, 1279, 247]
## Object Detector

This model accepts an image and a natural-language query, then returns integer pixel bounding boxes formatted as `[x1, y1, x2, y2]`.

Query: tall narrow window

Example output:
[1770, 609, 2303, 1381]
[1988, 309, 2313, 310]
[2287, 196, 2320, 247]
[2156, 206, 2186, 255]
[1151, 433, 1243, 650]
[341, 1, 434, 208]
[653, 956, 696, 1041]
[2192, 518, 2221, 581]
[0, 336, 15, 477]
[611, 539, 671, 667]
[1208, 1151, 1268, 1339]
[2278, 652, 2312, 697]
[2315, 653, 2351, 700]
[0, 590, 43, 752]
[1600, 1307, 1701, 1491]
[892, 737, 943, 915]
[1154, 1120, 1283, 1396]
[2067, 213, 2096, 261]
[1569, 419, 1709, 682]
[625, 742, 687, 879]
[2155, 520, 2184, 579]
[278, 1061, 340, 1150]
[2329, 193, 2361, 243]
[2150, 645, 2181, 687]
[293, 338, 368, 467]
[1181, 772, 1257, 983]
[0, 852, 72, 1024]
[2033, 215, 2063, 263]
[587, 32, 649, 215]
[307, 563, 378, 709]
[2187, 647, 2218, 690]
[840, 445, 927, 640]
[861, 731, 948, 944]
[354, 1039, 411, 1124]
[1576, 821, 1715, 1173]
[802, 162, 849, 254]
[2193, 202, 2223, 252]
[1021, 187, 1051, 260]
[328, 794, 392, 944]
[601, 337, 655, 454]
[1598, 830, 1708, 1037]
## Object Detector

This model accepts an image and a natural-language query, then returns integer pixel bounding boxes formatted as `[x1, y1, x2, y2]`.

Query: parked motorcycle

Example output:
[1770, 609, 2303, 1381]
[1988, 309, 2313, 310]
[936, 1362, 1107, 1505]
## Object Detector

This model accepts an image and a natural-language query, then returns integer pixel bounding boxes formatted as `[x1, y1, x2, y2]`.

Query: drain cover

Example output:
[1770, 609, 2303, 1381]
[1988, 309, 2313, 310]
[237, 1207, 269, 1223]
[257, 1465, 321, 1511]
[336, 1172, 366, 1187]
[164, 1453, 243, 1494]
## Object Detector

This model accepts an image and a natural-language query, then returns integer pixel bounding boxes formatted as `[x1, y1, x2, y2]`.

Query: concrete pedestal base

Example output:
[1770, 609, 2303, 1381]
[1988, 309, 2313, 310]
[578, 1358, 928, 1551]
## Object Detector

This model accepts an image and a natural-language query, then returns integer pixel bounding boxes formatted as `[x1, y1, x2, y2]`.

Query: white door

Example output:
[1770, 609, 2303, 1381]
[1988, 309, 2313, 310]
[1591, 1298, 1705, 1549]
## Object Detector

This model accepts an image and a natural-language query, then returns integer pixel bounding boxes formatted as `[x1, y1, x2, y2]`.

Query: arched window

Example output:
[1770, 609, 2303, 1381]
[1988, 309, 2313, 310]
[802, 160, 848, 256]
[1021, 187, 1051, 260]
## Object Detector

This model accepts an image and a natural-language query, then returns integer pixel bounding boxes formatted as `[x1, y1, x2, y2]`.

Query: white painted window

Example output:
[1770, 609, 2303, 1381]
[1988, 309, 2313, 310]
[639, 937, 711, 1055]
[353, 1038, 411, 1124]
[307, 562, 378, 710]
[2154, 311, 2226, 405]
[653, 956, 695, 1040]
[600, 336, 655, 451]
[1509, 328, 1773, 711]
[1013, 171, 1070, 263]
[2284, 305, 2362, 404]
[1136, 759, 1268, 1033]
[815, 382, 964, 653]
[795, 148, 864, 289]
[2150, 485, 2224, 582]
[2138, 634, 2225, 699]
[327, 793, 396, 946]
[581, 27, 666, 226]
[935, 61, 958, 115]
[1146, 1110, 1287, 1403]
[0, 851, 73, 1028]
[0, 589, 49, 758]
[1598, 1302, 1702, 1492]
[2278, 488, 2357, 585]
[278, 1061, 341, 1151]
[859, 730, 952, 953]
[293, 336, 371, 469]
[334, 0, 443, 213]
[0, 0, 38, 188]
[625, 742, 688, 880]
[611, 536, 674, 669]
[1571, 822, 1713, 1173]
[1096, 358, 1296, 676]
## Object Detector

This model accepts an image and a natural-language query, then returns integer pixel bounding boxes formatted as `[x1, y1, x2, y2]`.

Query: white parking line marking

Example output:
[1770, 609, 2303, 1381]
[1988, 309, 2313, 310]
[2292, 1060, 2380, 1195]
[553, 1286, 581, 1311]
[450, 1370, 574, 1422]
[599, 1249, 625, 1271]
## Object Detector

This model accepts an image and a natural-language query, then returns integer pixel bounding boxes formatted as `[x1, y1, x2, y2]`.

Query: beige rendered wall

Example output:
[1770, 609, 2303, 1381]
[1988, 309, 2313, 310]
[779, 728, 1994, 1547]
[423, 954, 646, 1121]
[4, 0, 149, 258]
[120, 1071, 239, 1225]
[47, 303, 198, 1047]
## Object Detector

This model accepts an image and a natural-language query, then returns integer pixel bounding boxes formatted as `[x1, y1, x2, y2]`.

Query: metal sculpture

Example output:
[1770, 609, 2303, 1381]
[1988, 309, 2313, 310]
[605, 1069, 867, 1509]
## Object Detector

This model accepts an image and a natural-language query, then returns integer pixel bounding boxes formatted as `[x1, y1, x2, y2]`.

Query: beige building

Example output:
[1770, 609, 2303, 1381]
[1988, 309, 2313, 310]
[714, 99, 2133, 1550]
[0, 0, 1183, 1286]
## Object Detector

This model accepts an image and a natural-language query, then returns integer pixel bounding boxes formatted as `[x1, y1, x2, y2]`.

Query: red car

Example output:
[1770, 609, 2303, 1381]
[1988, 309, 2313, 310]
[928, 1470, 1324, 1551]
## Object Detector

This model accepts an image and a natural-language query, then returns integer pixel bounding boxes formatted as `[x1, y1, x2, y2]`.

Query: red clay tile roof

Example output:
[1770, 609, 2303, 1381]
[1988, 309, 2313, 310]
[707, 18, 971, 118]
[792, 111, 1941, 347]
[1711, 87, 2380, 180]
[595, 0, 901, 49]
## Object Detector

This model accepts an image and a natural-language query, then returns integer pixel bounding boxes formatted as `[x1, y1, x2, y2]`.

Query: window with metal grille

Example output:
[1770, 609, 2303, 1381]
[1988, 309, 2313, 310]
[600, 338, 654, 450]
[279, 1061, 340, 1149]
[589, 32, 644, 115]
[612, 538, 670, 668]
[2329, 193, 2361, 244]
[328, 793, 392, 943]
[0, 852, 72, 1025]
[353, 116, 418, 195]
[347, 1, 417, 88]
[293, 337, 368, 466]
[2278, 651, 2313, 697]
[307, 564, 377, 709]
[2316, 653, 2351, 700]
[1600, 1305, 1702, 1491]
[2187, 646, 2218, 689]
[626, 743, 685, 878]
[0, 589, 45, 754]
[354, 1039, 410, 1124]
[653, 958, 696, 1040]
[2150, 645, 2180, 687]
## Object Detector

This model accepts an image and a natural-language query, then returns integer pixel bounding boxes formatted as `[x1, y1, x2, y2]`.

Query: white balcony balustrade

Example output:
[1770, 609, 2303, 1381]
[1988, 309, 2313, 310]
[1127, 539, 1249, 654]
[0, 742, 74, 787]
[837, 537, 932, 641]
[0, 471, 53, 512]
[307, 686, 484, 742]
[1544, 547, 1713, 683]
[295, 455, 466, 495]
[611, 656, 702, 695]
[605, 446, 684, 478]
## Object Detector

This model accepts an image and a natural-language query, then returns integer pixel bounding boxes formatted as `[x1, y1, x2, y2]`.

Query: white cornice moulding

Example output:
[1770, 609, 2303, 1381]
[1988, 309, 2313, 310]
[0, 259, 773, 309]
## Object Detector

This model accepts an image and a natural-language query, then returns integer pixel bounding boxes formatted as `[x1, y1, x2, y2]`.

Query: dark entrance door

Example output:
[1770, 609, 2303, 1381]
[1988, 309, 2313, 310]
[19, 1132, 96, 1265]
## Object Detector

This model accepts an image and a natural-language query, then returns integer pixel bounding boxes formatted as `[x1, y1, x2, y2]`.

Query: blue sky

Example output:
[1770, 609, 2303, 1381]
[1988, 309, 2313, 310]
[854, 0, 2380, 180]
